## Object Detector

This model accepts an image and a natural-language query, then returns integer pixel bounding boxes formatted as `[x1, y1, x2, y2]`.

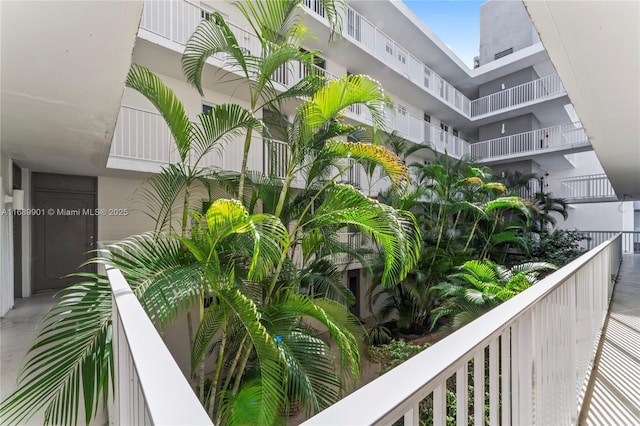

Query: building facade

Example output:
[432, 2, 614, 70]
[1, 0, 637, 321]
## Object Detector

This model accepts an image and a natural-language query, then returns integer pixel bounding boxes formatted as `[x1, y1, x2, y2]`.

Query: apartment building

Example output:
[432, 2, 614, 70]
[1, 0, 639, 424]
[1, 0, 636, 319]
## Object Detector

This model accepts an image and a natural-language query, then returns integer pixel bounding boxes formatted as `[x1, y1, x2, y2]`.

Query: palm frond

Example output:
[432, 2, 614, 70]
[306, 183, 420, 287]
[182, 13, 249, 95]
[0, 280, 112, 426]
[126, 64, 193, 161]
[192, 104, 263, 165]
[322, 140, 409, 187]
[298, 74, 392, 140]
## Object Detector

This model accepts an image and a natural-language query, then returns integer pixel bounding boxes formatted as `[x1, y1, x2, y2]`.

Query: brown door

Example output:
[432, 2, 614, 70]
[32, 173, 97, 292]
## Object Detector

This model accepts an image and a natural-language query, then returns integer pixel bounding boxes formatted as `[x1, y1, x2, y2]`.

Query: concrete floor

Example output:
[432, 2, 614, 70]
[1, 293, 54, 425]
[581, 255, 640, 425]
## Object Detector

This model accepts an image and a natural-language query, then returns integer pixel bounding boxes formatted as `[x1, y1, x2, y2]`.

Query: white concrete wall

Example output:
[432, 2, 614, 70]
[558, 201, 634, 232]
[0, 154, 13, 315]
[479, 0, 540, 65]
[97, 176, 157, 241]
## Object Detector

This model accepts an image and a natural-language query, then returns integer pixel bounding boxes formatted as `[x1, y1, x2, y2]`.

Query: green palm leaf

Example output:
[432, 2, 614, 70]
[182, 13, 249, 95]
[192, 104, 264, 165]
[125, 64, 193, 161]
[0, 280, 112, 426]
[322, 140, 408, 187]
[298, 75, 392, 139]
[306, 183, 420, 287]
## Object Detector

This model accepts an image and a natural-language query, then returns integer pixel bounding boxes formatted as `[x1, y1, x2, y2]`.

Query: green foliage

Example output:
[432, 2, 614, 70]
[513, 229, 587, 268]
[365, 323, 393, 346]
[431, 260, 557, 330]
[368, 340, 428, 375]
[370, 153, 535, 335]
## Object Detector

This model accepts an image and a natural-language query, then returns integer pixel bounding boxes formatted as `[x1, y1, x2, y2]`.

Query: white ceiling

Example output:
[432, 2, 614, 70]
[524, 0, 640, 200]
[1, 1, 143, 176]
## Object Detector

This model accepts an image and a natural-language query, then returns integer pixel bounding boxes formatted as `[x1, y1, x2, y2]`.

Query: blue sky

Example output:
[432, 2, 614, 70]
[403, 1, 484, 68]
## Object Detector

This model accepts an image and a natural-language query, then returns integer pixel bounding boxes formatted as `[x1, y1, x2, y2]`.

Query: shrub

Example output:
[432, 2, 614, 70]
[516, 229, 587, 268]
[369, 339, 429, 374]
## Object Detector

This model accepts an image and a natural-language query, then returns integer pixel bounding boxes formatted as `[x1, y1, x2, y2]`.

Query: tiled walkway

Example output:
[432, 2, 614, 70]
[1, 293, 54, 425]
[582, 255, 640, 425]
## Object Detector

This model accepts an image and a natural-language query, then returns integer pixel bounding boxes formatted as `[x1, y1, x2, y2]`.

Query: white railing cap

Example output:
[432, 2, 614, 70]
[107, 263, 213, 425]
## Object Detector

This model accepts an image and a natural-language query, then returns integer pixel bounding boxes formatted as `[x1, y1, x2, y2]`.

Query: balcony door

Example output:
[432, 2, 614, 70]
[32, 173, 97, 292]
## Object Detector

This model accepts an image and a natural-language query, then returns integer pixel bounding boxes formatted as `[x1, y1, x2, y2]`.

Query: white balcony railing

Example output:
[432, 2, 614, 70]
[141, 0, 566, 126]
[471, 122, 589, 160]
[334, 232, 362, 265]
[547, 174, 617, 202]
[141, 0, 261, 54]
[111, 106, 268, 173]
[304, 235, 622, 425]
[518, 177, 543, 199]
[470, 73, 566, 118]
[304, 1, 471, 117]
[263, 138, 289, 179]
[110, 106, 221, 168]
[422, 121, 471, 158]
[576, 230, 640, 254]
[99, 247, 212, 426]
[352, 107, 471, 158]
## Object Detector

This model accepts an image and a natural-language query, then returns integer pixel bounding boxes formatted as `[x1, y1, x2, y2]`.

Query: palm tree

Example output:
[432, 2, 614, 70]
[1, 57, 423, 424]
[182, 0, 347, 199]
[430, 260, 557, 330]
[532, 191, 569, 231]
[126, 63, 264, 235]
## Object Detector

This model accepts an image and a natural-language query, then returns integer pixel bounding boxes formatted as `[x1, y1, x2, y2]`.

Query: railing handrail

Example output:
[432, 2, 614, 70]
[577, 230, 640, 234]
[474, 121, 585, 147]
[103, 247, 212, 425]
[472, 73, 564, 106]
[142, 0, 565, 123]
[334, 3, 472, 112]
[303, 235, 621, 425]
[550, 173, 609, 182]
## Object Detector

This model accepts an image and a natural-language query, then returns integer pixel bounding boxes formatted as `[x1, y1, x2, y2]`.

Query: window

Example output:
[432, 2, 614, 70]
[440, 122, 449, 132]
[397, 105, 407, 116]
[202, 103, 214, 114]
[397, 52, 406, 65]
[452, 129, 459, 137]
[385, 43, 393, 56]
[423, 113, 431, 123]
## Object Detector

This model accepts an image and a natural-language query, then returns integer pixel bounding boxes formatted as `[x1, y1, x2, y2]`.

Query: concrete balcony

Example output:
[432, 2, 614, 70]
[548, 174, 617, 203]
[302, 0, 472, 118]
[471, 122, 592, 164]
[107, 105, 263, 174]
[138, 0, 337, 89]
[303, 235, 640, 425]
[470, 73, 567, 119]
[304, 1, 566, 123]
